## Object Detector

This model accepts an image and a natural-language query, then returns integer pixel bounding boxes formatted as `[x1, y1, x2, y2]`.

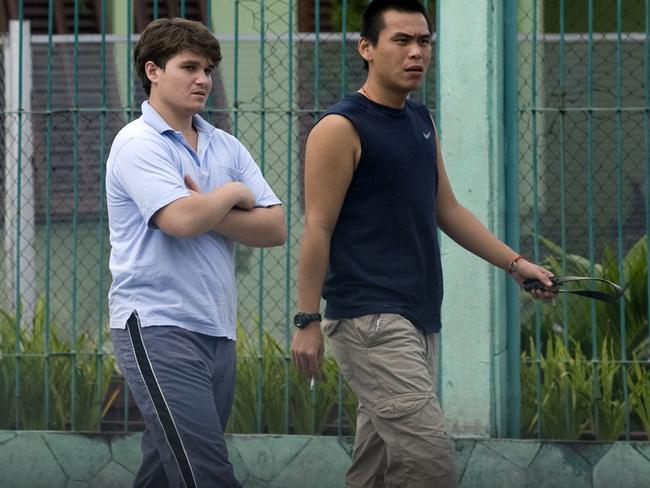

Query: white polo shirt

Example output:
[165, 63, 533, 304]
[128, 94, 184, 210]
[106, 101, 281, 339]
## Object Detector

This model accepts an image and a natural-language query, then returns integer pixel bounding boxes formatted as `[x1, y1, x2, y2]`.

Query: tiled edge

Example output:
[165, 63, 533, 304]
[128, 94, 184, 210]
[570, 442, 613, 467]
[227, 434, 312, 484]
[526, 442, 592, 488]
[453, 439, 476, 482]
[460, 441, 525, 488]
[592, 443, 650, 488]
[481, 439, 541, 470]
[43, 433, 112, 482]
[2, 432, 650, 488]
[109, 432, 142, 474]
[634, 442, 650, 463]
[0, 431, 68, 487]
[0, 431, 17, 445]
[269, 435, 351, 488]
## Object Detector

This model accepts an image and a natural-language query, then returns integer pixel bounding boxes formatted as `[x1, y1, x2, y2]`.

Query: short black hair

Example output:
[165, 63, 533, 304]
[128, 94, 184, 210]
[134, 18, 222, 97]
[360, 0, 433, 70]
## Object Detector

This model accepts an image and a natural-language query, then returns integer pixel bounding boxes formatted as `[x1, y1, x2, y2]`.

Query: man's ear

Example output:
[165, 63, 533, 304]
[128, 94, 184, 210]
[144, 60, 160, 84]
[358, 37, 373, 65]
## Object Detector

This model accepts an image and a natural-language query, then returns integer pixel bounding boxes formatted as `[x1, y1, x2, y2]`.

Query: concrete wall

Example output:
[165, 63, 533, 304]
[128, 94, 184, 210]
[438, 1, 508, 437]
[1, 431, 650, 487]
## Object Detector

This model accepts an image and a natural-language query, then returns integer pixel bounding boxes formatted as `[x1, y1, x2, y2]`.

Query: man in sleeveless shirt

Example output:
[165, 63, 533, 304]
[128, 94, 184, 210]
[291, 1, 555, 487]
[107, 18, 286, 487]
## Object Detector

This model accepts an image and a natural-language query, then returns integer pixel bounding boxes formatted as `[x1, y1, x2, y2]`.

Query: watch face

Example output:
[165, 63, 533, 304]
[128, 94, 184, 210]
[293, 313, 320, 328]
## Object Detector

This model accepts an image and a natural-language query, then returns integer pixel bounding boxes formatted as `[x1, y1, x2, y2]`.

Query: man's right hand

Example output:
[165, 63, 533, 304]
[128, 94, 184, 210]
[291, 323, 324, 380]
[213, 180, 255, 210]
[227, 181, 255, 210]
[184, 176, 255, 210]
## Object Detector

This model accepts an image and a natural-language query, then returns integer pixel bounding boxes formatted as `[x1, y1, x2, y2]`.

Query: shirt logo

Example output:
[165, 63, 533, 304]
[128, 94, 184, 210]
[423, 131, 431, 139]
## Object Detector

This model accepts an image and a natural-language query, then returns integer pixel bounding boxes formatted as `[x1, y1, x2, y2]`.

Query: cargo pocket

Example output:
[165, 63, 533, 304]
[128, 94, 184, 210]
[320, 318, 341, 337]
[373, 392, 431, 419]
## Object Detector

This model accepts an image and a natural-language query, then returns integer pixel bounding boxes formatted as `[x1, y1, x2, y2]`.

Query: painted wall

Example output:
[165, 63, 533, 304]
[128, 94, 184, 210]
[437, 1, 507, 437]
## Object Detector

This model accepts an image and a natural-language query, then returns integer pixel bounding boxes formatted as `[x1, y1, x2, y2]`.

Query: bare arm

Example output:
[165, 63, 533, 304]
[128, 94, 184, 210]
[152, 181, 255, 237]
[183, 176, 286, 247]
[434, 130, 555, 292]
[214, 206, 286, 247]
[291, 115, 360, 379]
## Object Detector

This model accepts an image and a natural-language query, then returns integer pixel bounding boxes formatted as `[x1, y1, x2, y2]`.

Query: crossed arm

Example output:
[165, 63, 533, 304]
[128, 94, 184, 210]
[152, 177, 286, 247]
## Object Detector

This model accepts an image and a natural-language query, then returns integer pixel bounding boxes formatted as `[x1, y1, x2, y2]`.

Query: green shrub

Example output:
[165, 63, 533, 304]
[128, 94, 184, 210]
[521, 335, 591, 439]
[521, 334, 650, 440]
[594, 338, 627, 441]
[628, 358, 650, 435]
[0, 298, 114, 431]
[523, 236, 648, 360]
[521, 235, 649, 440]
[227, 327, 357, 435]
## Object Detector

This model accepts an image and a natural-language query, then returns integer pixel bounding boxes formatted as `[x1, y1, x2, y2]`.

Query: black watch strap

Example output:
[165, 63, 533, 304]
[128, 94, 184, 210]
[293, 312, 322, 329]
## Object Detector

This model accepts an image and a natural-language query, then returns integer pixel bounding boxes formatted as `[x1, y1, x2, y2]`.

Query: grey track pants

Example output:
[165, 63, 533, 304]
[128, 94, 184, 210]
[112, 311, 241, 488]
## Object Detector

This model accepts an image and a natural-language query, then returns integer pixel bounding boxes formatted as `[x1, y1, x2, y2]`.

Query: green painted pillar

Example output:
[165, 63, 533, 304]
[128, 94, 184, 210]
[438, 1, 507, 436]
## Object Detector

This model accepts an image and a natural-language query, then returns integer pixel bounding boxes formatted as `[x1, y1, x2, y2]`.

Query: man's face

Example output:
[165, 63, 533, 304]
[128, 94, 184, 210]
[364, 10, 432, 93]
[147, 50, 214, 116]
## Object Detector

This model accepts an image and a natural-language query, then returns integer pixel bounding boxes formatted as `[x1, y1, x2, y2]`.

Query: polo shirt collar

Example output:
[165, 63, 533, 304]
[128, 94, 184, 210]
[141, 100, 214, 136]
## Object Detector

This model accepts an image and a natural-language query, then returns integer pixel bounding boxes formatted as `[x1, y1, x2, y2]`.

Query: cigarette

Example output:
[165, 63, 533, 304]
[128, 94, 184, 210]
[310, 377, 315, 391]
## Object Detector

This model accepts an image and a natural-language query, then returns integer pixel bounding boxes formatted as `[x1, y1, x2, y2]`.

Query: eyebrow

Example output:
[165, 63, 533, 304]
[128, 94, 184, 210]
[390, 32, 431, 40]
[179, 60, 215, 69]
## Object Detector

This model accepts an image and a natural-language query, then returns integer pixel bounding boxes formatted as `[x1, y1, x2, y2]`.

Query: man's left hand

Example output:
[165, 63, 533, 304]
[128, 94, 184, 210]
[511, 259, 558, 300]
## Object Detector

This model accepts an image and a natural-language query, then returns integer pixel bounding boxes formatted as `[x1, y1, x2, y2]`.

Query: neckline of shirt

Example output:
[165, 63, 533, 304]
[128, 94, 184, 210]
[141, 101, 216, 137]
[350, 92, 410, 116]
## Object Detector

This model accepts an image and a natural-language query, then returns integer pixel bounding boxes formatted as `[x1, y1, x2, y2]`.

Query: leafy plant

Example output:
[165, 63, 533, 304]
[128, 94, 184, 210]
[592, 337, 627, 441]
[628, 358, 650, 436]
[521, 333, 648, 440]
[0, 298, 114, 431]
[520, 235, 649, 440]
[227, 326, 357, 435]
[521, 335, 591, 439]
[523, 235, 648, 361]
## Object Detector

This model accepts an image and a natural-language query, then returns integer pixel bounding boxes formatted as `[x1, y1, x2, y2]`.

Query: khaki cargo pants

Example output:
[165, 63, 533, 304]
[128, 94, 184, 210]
[322, 314, 457, 488]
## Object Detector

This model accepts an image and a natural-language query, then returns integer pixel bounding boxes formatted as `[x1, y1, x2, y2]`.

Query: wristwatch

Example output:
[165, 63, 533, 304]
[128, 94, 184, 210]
[293, 312, 322, 329]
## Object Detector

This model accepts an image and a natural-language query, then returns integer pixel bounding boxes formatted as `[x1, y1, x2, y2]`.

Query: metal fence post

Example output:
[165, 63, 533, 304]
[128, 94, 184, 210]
[504, 0, 521, 439]
[3, 20, 35, 329]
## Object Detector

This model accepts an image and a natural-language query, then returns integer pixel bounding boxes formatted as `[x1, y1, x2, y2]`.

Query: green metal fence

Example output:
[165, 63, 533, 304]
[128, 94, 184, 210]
[0, 0, 438, 435]
[3, 0, 647, 442]
[512, 0, 650, 441]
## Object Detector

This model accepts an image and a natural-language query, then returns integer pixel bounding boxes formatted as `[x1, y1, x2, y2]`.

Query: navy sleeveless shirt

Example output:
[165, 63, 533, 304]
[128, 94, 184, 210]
[321, 93, 444, 332]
